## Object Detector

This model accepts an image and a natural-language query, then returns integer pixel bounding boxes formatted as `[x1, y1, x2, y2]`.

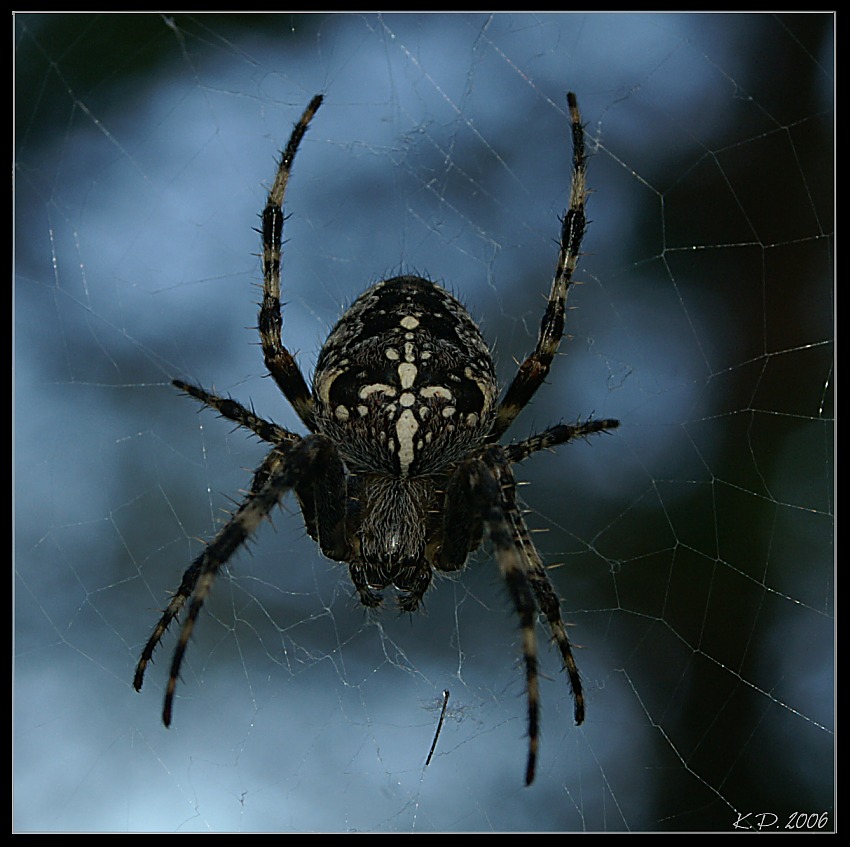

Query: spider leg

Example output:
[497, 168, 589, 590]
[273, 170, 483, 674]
[437, 467, 485, 571]
[494, 455, 586, 727]
[462, 446, 544, 786]
[491, 92, 589, 440]
[133, 446, 285, 698]
[504, 416, 619, 465]
[134, 435, 336, 726]
[133, 557, 200, 692]
[258, 94, 323, 431]
[173, 379, 302, 446]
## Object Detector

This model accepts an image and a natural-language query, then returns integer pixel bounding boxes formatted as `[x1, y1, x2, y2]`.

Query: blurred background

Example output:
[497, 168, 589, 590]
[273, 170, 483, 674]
[15, 13, 833, 832]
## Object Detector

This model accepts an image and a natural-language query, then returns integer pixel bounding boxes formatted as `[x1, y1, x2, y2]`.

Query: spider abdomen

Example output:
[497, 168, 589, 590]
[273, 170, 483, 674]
[313, 276, 498, 477]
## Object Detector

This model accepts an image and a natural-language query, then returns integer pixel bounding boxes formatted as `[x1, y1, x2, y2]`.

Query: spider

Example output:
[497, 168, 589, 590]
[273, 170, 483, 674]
[134, 92, 619, 786]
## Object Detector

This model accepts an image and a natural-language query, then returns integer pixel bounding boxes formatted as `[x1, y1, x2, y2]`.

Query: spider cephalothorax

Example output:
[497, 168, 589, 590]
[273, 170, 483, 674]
[134, 93, 618, 785]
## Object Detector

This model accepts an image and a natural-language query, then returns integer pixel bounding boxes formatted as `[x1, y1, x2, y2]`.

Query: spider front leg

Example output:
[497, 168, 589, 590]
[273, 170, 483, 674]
[134, 435, 338, 726]
[133, 446, 286, 701]
[449, 447, 545, 785]
[494, 451, 586, 726]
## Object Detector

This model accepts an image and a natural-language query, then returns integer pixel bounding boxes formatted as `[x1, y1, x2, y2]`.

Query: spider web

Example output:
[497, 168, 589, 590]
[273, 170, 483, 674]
[14, 12, 834, 833]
